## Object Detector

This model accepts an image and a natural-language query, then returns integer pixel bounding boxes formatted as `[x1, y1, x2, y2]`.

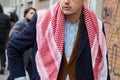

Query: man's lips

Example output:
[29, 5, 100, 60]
[63, 6, 71, 10]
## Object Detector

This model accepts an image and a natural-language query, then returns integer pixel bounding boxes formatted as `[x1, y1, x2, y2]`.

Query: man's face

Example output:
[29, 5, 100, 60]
[60, 0, 83, 16]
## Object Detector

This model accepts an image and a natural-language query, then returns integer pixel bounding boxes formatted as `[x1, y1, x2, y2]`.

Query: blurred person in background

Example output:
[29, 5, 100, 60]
[7, 11, 19, 29]
[8, 7, 36, 80]
[0, 4, 10, 74]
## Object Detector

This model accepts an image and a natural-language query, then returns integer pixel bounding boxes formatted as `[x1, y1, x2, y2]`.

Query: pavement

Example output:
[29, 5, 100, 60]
[0, 69, 29, 80]
[0, 69, 9, 80]
[0, 51, 29, 80]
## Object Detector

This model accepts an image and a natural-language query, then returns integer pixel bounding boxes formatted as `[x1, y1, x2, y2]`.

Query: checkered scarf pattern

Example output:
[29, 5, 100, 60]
[35, 2, 108, 80]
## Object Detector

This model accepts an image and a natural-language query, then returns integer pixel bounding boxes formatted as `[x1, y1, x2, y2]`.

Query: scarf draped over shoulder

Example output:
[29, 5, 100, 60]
[35, 2, 107, 80]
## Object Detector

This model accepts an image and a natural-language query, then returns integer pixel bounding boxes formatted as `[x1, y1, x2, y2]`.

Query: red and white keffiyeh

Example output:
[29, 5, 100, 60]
[35, 2, 108, 80]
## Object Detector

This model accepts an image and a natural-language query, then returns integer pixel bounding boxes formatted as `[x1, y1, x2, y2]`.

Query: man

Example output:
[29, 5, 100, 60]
[8, 7, 36, 80]
[0, 4, 10, 74]
[7, 0, 110, 80]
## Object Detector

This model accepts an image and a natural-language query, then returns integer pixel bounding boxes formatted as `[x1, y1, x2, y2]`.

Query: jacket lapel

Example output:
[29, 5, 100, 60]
[68, 15, 88, 65]
[68, 24, 80, 65]
[76, 16, 88, 59]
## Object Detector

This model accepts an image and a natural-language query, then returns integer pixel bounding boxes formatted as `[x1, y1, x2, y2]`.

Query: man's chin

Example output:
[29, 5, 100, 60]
[63, 12, 72, 16]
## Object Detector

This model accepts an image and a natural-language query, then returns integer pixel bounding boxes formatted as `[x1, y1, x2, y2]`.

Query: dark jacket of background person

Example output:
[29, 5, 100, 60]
[8, 8, 36, 80]
[0, 4, 10, 74]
